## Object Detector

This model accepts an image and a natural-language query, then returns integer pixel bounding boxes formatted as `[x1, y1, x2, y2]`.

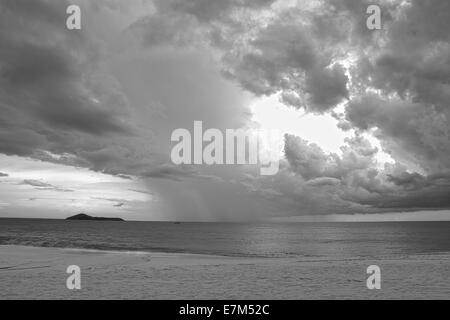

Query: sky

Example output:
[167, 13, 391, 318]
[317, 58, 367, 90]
[0, 0, 449, 221]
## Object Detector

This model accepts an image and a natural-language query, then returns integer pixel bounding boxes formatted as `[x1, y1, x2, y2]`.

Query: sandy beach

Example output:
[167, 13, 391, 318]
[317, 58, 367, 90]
[1, 245, 449, 299]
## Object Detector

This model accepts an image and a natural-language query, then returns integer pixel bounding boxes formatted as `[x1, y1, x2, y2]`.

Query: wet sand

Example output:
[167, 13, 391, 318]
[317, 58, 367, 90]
[1, 245, 449, 299]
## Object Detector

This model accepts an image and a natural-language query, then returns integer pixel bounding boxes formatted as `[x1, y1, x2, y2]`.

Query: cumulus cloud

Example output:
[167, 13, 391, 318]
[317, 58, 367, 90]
[220, 11, 350, 113]
[268, 0, 450, 214]
[280, 132, 450, 213]
[345, 95, 450, 172]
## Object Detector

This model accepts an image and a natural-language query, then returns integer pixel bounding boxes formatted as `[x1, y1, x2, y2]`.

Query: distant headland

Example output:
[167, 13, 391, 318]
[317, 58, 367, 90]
[66, 213, 124, 222]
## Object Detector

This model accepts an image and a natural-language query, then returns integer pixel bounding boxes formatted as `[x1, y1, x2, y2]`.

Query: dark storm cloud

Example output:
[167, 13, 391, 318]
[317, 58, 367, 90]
[387, 171, 450, 191]
[304, 65, 349, 112]
[0, 0, 66, 28]
[331, 0, 397, 45]
[135, 0, 351, 113]
[221, 17, 350, 113]
[364, 171, 450, 209]
[143, 164, 196, 181]
[143, 164, 210, 181]
[336, 0, 450, 193]
[282, 132, 450, 212]
[128, 13, 198, 48]
[0, 29, 129, 135]
[345, 0, 450, 165]
[0, 0, 133, 171]
[1, 0, 450, 218]
[273, 0, 450, 213]
[345, 95, 450, 173]
[64, 0, 450, 214]
[156, 0, 276, 23]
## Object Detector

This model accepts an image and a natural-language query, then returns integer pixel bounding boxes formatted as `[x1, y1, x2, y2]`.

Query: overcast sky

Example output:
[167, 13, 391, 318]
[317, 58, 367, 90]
[0, 0, 449, 221]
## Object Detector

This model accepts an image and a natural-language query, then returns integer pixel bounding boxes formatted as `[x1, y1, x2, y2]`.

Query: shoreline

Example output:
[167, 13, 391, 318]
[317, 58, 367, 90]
[2, 243, 450, 262]
[1, 244, 450, 299]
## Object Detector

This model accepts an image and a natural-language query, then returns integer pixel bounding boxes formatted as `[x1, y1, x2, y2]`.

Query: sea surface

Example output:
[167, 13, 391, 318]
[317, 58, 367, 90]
[1, 218, 450, 259]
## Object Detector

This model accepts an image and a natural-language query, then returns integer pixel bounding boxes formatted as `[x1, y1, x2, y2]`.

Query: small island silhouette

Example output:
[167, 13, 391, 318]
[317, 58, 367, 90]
[66, 213, 124, 222]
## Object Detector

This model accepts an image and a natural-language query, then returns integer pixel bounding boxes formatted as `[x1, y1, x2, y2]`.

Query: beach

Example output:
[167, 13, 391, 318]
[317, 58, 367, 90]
[1, 245, 449, 299]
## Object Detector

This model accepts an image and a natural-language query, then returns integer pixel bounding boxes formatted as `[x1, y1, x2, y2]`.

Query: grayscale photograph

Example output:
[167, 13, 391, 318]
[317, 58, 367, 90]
[0, 0, 449, 303]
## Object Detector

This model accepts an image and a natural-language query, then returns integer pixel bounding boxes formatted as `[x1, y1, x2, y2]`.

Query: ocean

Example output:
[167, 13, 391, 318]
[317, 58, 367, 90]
[1, 218, 450, 259]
